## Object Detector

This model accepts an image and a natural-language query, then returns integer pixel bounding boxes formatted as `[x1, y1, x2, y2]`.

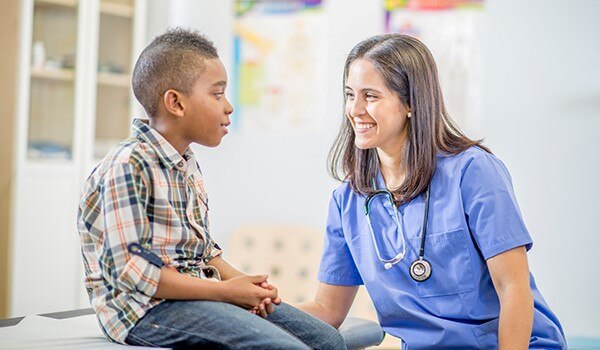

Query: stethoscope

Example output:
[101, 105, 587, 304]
[364, 184, 432, 282]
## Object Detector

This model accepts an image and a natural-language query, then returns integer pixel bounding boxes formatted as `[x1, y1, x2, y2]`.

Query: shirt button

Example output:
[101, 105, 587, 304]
[178, 161, 184, 168]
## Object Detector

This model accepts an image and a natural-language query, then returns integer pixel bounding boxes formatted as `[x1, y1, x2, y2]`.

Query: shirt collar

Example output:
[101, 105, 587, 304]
[375, 167, 386, 190]
[132, 118, 194, 170]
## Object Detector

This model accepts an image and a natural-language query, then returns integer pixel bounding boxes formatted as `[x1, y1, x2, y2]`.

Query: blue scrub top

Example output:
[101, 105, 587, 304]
[318, 147, 566, 349]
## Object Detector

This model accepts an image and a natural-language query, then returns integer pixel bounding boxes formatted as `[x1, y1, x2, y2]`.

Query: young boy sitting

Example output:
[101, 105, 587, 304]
[77, 28, 345, 349]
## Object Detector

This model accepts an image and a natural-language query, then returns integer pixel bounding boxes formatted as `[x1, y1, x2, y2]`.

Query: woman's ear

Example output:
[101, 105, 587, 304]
[404, 104, 412, 118]
[163, 89, 185, 117]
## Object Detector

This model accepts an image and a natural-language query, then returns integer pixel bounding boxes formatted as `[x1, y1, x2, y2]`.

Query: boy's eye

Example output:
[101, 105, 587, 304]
[214, 91, 224, 99]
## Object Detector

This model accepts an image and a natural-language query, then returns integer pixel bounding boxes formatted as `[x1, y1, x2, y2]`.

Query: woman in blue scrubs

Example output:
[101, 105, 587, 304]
[298, 34, 566, 349]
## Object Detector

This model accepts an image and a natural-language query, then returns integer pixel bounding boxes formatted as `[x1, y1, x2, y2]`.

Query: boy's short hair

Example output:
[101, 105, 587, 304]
[132, 27, 219, 117]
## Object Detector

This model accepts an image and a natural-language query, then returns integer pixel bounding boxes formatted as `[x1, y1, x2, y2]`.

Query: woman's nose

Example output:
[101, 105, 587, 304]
[348, 98, 366, 118]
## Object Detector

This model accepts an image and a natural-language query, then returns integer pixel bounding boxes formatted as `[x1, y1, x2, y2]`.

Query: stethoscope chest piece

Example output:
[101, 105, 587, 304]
[410, 258, 432, 282]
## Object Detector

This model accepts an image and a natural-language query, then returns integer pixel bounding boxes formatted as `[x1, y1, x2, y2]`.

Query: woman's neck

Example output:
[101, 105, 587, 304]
[377, 147, 405, 190]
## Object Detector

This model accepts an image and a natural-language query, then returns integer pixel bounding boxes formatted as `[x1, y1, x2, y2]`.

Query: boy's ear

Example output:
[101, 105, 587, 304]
[163, 89, 185, 117]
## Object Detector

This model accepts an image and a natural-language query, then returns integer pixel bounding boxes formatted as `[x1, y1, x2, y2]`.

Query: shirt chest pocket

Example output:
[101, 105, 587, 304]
[409, 228, 476, 297]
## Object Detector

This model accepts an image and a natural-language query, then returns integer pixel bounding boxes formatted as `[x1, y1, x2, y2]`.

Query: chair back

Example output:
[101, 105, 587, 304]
[227, 224, 402, 349]
[227, 225, 322, 303]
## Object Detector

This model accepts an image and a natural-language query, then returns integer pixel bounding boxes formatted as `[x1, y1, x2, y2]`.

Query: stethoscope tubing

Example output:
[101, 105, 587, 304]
[365, 196, 406, 265]
[364, 185, 431, 275]
[418, 186, 430, 259]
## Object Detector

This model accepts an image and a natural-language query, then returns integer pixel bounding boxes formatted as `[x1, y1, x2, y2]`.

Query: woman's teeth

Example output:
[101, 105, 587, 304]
[356, 123, 376, 131]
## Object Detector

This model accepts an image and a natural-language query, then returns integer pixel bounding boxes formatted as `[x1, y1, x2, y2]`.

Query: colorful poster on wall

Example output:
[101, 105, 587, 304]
[385, 0, 485, 137]
[233, 0, 327, 132]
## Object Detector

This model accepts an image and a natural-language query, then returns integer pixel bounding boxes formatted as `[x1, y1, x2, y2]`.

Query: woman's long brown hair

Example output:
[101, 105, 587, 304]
[328, 34, 490, 203]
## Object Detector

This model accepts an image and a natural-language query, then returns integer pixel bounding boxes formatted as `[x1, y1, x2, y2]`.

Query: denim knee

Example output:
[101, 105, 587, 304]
[267, 303, 347, 350]
[315, 324, 347, 350]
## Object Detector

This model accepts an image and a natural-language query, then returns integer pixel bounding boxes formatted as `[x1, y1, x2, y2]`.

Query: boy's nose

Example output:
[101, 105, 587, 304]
[225, 98, 234, 115]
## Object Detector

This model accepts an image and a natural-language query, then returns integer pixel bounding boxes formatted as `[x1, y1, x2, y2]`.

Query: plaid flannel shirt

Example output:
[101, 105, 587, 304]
[77, 119, 222, 343]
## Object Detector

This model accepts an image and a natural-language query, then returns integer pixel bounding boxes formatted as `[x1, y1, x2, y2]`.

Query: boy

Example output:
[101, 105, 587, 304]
[77, 28, 345, 349]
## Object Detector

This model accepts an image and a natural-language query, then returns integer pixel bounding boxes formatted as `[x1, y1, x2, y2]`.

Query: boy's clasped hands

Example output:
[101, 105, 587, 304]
[221, 274, 281, 318]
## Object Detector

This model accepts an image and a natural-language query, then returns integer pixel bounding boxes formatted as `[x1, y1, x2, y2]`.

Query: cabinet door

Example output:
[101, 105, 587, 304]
[94, 0, 137, 160]
[27, 0, 80, 160]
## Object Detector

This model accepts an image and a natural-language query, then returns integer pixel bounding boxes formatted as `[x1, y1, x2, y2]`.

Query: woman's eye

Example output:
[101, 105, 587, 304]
[345, 92, 355, 99]
[366, 94, 377, 100]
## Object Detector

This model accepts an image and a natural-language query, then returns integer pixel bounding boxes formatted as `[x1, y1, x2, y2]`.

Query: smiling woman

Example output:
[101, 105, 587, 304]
[344, 58, 411, 159]
[297, 34, 567, 350]
[331, 34, 489, 204]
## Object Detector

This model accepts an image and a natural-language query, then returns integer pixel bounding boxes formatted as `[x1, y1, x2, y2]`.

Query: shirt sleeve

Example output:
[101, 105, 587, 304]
[202, 231, 223, 262]
[318, 192, 363, 286]
[99, 162, 161, 301]
[460, 152, 533, 260]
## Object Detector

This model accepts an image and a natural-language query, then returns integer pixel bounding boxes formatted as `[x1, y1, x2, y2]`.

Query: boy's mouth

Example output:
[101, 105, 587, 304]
[221, 122, 230, 134]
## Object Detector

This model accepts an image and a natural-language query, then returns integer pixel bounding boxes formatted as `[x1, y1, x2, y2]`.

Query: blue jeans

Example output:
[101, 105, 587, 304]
[125, 300, 346, 349]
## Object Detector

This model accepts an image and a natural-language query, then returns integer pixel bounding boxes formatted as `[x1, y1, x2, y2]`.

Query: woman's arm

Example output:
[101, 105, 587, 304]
[487, 246, 534, 350]
[297, 282, 359, 328]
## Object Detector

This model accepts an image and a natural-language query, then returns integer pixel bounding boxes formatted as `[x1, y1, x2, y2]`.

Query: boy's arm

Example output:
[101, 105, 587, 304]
[154, 267, 276, 309]
[206, 255, 244, 280]
[93, 162, 161, 300]
[207, 256, 281, 317]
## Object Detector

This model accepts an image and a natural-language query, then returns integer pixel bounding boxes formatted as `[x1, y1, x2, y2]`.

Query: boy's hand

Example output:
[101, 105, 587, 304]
[220, 275, 277, 309]
[250, 281, 282, 318]
[259, 281, 282, 305]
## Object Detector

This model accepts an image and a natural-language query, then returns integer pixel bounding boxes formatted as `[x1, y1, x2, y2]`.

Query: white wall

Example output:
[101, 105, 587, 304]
[483, 0, 600, 338]
[147, 0, 600, 339]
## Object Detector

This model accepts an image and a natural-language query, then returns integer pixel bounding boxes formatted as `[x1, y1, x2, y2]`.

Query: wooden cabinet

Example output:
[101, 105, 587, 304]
[10, 0, 147, 316]
[0, 0, 21, 319]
